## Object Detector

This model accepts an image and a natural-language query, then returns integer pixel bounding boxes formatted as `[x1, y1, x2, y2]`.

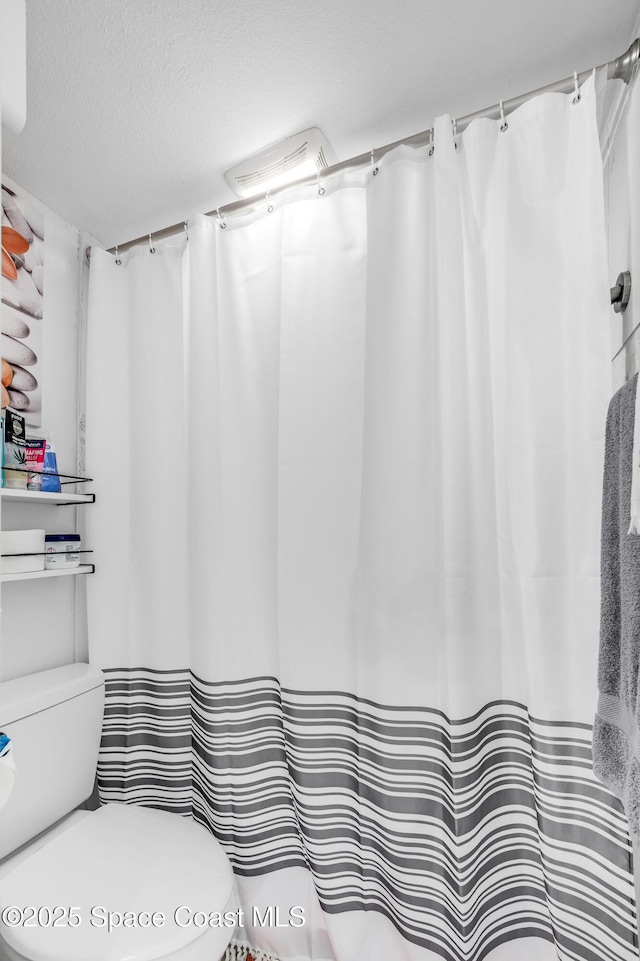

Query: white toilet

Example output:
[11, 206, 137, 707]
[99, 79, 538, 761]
[0, 664, 238, 961]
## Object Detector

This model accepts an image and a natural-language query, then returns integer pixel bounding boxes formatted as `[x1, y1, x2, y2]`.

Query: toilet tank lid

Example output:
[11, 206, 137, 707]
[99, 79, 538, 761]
[0, 664, 104, 726]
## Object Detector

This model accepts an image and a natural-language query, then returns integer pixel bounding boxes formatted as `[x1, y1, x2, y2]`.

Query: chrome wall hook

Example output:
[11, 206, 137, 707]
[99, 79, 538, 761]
[317, 173, 325, 196]
[371, 149, 379, 176]
[266, 191, 274, 213]
[114, 245, 122, 266]
[611, 270, 632, 313]
[216, 209, 227, 229]
[149, 233, 156, 254]
[452, 117, 458, 149]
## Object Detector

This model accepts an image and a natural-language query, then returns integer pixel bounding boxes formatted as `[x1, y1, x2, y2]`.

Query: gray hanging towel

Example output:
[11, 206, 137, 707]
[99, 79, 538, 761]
[593, 372, 640, 840]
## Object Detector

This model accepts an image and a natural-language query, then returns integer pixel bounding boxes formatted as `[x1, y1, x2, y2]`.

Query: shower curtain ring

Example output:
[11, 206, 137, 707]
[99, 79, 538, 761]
[371, 148, 379, 176]
[317, 173, 325, 196]
[499, 100, 508, 132]
[216, 208, 227, 229]
[149, 233, 156, 254]
[572, 71, 581, 104]
[114, 245, 122, 266]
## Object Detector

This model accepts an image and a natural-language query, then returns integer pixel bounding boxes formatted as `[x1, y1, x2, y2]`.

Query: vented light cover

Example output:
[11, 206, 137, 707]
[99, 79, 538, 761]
[225, 128, 336, 199]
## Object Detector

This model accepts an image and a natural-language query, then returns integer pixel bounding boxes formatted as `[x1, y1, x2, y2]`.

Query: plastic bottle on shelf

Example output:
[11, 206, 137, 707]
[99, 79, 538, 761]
[41, 435, 61, 493]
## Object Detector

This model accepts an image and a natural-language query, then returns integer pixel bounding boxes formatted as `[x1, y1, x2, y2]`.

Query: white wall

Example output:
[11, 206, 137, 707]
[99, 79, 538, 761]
[601, 31, 640, 915]
[0, 1, 26, 136]
[606, 64, 640, 381]
[0, 179, 89, 681]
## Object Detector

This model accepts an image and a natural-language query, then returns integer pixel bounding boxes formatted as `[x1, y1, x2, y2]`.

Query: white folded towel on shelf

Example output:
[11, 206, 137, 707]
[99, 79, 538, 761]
[629, 373, 640, 534]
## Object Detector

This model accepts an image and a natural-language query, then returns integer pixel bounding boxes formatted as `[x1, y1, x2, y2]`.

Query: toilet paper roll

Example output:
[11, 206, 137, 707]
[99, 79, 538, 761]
[0, 752, 16, 813]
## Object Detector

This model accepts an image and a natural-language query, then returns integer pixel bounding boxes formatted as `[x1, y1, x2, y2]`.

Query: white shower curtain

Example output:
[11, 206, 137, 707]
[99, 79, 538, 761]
[86, 75, 636, 961]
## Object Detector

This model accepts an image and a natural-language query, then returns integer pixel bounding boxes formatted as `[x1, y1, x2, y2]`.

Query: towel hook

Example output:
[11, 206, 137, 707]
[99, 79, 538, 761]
[611, 271, 632, 313]
[266, 191, 274, 213]
[371, 148, 379, 177]
[452, 117, 458, 149]
[148, 233, 156, 254]
[216, 209, 227, 229]
[114, 245, 122, 266]
[317, 173, 325, 196]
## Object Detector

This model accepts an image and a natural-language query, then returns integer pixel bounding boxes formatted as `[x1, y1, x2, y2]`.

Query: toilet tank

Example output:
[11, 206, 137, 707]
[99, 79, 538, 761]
[0, 664, 105, 860]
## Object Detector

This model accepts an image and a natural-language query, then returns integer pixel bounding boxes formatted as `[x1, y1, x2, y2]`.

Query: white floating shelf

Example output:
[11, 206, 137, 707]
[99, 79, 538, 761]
[1, 564, 94, 583]
[0, 489, 94, 505]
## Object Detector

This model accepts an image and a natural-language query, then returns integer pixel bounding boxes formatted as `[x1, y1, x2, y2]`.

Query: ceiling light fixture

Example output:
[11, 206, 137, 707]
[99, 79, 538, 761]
[225, 127, 336, 199]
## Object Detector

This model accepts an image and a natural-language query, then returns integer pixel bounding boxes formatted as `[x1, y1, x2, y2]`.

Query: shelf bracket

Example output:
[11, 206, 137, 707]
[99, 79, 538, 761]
[56, 493, 96, 506]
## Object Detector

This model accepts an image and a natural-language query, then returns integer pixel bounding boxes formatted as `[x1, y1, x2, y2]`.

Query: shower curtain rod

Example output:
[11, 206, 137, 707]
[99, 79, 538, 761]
[86, 37, 640, 263]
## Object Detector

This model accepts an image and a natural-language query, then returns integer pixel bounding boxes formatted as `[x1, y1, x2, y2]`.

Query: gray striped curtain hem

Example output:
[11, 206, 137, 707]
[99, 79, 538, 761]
[97, 669, 638, 961]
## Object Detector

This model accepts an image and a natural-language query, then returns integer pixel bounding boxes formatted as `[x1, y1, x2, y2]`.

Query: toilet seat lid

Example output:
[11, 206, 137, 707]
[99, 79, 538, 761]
[0, 803, 236, 961]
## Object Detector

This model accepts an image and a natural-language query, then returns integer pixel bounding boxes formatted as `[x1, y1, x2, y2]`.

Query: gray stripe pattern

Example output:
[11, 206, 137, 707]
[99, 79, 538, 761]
[98, 670, 638, 961]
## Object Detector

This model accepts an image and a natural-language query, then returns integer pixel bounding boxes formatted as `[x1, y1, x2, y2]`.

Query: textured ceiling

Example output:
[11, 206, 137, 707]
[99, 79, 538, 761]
[3, 0, 640, 247]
